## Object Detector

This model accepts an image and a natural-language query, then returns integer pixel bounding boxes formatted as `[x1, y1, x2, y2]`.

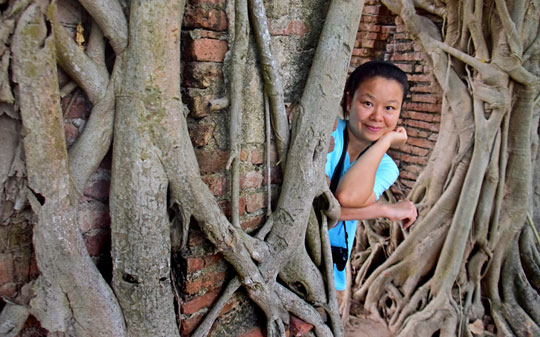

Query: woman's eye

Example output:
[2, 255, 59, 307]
[363, 101, 373, 107]
[385, 106, 396, 111]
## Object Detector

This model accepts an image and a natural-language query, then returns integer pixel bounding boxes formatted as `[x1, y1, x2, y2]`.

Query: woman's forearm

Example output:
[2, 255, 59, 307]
[335, 138, 391, 207]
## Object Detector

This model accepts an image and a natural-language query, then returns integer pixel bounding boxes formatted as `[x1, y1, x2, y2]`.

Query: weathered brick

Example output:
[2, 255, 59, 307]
[78, 200, 110, 233]
[250, 148, 264, 165]
[188, 0, 227, 8]
[190, 122, 215, 147]
[183, 62, 223, 89]
[400, 154, 429, 166]
[184, 7, 228, 31]
[83, 169, 110, 202]
[182, 288, 221, 314]
[62, 93, 91, 119]
[180, 312, 204, 336]
[391, 52, 426, 62]
[411, 94, 441, 104]
[64, 122, 79, 146]
[358, 23, 381, 33]
[202, 174, 228, 197]
[289, 315, 313, 336]
[186, 254, 223, 274]
[240, 170, 263, 190]
[408, 74, 433, 83]
[184, 270, 228, 294]
[399, 144, 430, 157]
[404, 102, 442, 114]
[186, 38, 228, 62]
[404, 119, 440, 132]
[245, 193, 265, 213]
[195, 148, 228, 174]
[402, 110, 438, 122]
[241, 215, 265, 233]
[406, 137, 435, 149]
[185, 93, 212, 118]
[83, 230, 110, 257]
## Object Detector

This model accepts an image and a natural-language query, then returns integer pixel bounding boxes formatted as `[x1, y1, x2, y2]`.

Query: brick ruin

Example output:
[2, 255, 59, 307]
[0, 0, 442, 336]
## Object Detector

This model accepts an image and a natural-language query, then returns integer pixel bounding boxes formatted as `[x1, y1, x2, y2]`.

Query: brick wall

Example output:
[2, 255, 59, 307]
[1, 0, 442, 336]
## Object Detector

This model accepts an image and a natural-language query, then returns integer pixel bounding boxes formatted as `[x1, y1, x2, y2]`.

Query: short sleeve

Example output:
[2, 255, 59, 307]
[372, 154, 399, 199]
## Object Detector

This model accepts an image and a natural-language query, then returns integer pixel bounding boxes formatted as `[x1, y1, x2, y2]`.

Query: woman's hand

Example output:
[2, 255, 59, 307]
[381, 126, 408, 148]
[383, 200, 417, 228]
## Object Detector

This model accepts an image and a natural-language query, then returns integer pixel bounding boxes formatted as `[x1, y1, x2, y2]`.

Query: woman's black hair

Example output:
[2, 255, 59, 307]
[341, 60, 409, 113]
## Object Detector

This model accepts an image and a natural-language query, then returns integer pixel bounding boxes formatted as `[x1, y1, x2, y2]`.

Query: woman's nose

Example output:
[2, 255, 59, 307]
[370, 107, 384, 121]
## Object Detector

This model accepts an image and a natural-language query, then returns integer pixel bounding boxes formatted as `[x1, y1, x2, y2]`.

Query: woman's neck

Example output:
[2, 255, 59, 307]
[346, 126, 371, 162]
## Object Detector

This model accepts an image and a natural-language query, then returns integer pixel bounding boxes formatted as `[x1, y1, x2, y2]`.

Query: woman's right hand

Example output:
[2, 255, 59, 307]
[383, 200, 417, 228]
[381, 126, 408, 148]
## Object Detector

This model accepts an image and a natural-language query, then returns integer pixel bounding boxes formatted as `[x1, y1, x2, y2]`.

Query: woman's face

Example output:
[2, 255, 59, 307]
[346, 76, 404, 144]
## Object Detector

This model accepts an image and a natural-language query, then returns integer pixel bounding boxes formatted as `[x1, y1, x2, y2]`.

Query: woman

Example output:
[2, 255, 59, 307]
[326, 60, 418, 292]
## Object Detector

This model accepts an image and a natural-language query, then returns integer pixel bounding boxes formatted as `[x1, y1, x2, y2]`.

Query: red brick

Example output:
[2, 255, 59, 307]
[202, 174, 227, 196]
[241, 215, 265, 232]
[188, 0, 227, 8]
[190, 122, 215, 147]
[184, 270, 228, 294]
[245, 193, 265, 213]
[219, 296, 240, 316]
[405, 127, 430, 138]
[411, 94, 441, 104]
[408, 74, 433, 83]
[83, 230, 110, 257]
[62, 93, 91, 119]
[399, 144, 430, 156]
[402, 110, 438, 122]
[356, 31, 379, 40]
[391, 52, 426, 62]
[183, 62, 223, 89]
[386, 41, 414, 52]
[64, 122, 79, 146]
[404, 102, 442, 114]
[251, 148, 264, 165]
[195, 148, 228, 174]
[406, 137, 435, 149]
[289, 315, 313, 336]
[180, 312, 204, 336]
[186, 254, 223, 274]
[182, 288, 221, 314]
[399, 170, 418, 180]
[240, 170, 263, 190]
[0, 283, 16, 298]
[78, 201, 110, 233]
[404, 119, 440, 132]
[83, 170, 110, 202]
[184, 7, 228, 31]
[187, 38, 228, 62]
[358, 23, 381, 33]
[363, 4, 382, 15]
[188, 229, 207, 247]
[185, 93, 212, 118]
[400, 154, 429, 166]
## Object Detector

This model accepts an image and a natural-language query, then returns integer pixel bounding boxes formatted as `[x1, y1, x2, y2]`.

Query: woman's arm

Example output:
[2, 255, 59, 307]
[335, 127, 407, 207]
[340, 200, 417, 228]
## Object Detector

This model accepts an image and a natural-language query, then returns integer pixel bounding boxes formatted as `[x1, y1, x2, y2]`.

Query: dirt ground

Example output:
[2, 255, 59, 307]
[344, 316, 392, 337]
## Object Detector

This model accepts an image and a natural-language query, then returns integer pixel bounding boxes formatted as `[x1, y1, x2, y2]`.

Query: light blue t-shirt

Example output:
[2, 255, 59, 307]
[326, 118, 399, 290]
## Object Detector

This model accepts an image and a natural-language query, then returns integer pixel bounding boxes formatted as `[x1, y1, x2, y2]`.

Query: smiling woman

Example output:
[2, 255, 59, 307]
[326, 60, 418, 294]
